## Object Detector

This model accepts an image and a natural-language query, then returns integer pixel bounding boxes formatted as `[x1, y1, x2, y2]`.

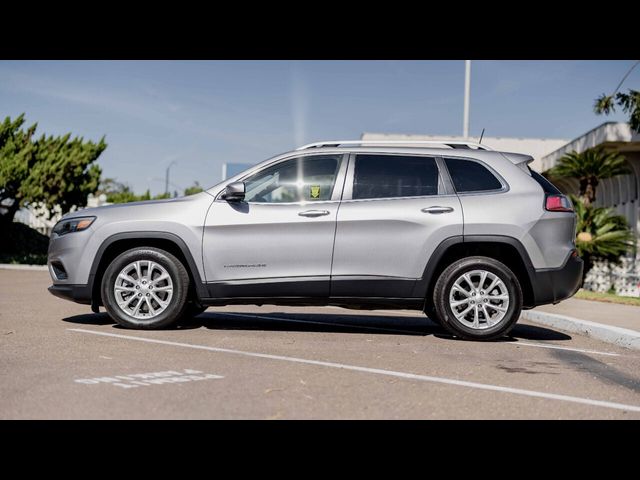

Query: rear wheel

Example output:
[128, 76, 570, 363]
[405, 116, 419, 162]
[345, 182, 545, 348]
[101, 247, 190, 329]
[433, 256, 522, 340]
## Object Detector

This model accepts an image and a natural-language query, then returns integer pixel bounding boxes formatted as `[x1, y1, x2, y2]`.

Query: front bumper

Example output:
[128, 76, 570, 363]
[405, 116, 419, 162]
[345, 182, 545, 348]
[47, 226, 96, 285]
[48, 284, 93, 305]
[530, 253, 584, 306]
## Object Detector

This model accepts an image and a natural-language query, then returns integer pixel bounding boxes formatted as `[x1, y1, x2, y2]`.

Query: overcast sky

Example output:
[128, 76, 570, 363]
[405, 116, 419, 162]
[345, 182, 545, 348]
[0, 60, 636, 195]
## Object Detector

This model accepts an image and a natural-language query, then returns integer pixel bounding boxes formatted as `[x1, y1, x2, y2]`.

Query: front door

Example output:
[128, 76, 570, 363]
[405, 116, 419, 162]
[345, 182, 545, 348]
[203, 153, 347, 298]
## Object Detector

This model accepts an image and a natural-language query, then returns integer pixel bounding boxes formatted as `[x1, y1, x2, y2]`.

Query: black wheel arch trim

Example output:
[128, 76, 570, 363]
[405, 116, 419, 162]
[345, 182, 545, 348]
[413, 234, 577, 308]
[88, 231, 208, 303]
[413, 235, 464, 299]
[414, 235, 535, 299]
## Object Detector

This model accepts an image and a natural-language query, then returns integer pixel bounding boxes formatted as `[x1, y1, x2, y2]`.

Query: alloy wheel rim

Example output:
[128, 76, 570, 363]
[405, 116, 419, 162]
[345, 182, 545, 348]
[114, 260, 173, 320]
[449, 269, 509, 330]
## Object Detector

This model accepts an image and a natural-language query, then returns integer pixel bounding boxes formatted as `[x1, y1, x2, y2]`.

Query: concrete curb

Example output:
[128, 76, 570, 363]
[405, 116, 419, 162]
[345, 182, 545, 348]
[0, 263, 48, 271]
[521, 310, 640, 351]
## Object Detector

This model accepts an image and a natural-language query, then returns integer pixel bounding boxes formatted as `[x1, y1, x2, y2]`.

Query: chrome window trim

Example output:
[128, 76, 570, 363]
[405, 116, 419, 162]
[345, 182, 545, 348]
[339, 193, 459, 204]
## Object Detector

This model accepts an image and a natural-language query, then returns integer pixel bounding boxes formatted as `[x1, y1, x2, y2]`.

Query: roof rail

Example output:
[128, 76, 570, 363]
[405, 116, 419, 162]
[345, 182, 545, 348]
[296, 140, 493, 151]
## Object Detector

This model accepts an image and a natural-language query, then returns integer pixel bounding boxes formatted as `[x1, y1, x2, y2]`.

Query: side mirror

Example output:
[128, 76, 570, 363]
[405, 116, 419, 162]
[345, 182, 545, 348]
[222, 181, 245, 202]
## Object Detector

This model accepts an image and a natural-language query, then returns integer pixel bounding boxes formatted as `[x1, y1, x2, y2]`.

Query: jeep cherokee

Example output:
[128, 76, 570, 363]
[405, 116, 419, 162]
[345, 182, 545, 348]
[47, 140, 583, 340]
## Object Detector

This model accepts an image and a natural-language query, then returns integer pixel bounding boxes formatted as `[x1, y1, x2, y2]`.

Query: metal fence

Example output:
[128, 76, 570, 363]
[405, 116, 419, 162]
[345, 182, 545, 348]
[583, 254, 640, 297]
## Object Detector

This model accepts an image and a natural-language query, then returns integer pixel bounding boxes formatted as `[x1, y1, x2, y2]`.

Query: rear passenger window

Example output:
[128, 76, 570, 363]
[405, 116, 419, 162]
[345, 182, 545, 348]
[353, 155, 438, 200]
[445, 158, 502, 193]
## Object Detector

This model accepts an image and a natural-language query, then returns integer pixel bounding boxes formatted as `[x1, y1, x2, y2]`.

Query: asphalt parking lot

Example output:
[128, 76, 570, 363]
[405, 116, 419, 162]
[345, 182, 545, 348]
[1, 269, 639, 419]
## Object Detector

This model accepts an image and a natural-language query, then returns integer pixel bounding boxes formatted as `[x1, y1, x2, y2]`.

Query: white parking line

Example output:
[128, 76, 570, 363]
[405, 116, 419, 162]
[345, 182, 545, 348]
[69, 328, 640, 413]
[513, 341, 621, 357]
[219, 312, 623, 358]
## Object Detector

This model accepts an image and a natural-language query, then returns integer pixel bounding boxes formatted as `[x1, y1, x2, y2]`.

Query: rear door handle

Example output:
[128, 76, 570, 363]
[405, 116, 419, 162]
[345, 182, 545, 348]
[298, 209, 330, 217]
[421, 206, 454, 214]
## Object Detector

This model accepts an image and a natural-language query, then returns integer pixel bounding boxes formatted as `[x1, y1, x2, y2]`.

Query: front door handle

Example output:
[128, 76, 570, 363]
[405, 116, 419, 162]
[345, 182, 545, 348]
[421, 206, 454, 214]
[298, 209, 330, 218]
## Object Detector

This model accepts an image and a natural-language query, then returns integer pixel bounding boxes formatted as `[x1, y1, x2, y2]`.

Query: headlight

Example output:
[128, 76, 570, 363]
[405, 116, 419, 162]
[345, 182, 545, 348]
[52, 216, 96, 236]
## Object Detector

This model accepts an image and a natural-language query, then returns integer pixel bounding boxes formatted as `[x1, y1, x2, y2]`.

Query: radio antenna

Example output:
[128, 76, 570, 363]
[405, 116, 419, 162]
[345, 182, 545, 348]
[479, 128, 485, 144]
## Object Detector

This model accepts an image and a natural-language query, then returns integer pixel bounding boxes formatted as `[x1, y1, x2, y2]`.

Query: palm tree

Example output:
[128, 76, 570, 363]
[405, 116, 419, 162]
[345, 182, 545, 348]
[548, 147, 629, 207]
[571, 195, 635, 281]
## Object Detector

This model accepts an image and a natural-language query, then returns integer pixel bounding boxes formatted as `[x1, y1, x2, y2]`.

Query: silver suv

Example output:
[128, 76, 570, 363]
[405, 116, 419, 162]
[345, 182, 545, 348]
[47, 140, 583, 340]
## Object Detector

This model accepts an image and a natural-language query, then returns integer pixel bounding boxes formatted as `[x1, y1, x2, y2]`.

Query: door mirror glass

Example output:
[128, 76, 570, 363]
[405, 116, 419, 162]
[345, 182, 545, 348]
[222, 181, 246, 202]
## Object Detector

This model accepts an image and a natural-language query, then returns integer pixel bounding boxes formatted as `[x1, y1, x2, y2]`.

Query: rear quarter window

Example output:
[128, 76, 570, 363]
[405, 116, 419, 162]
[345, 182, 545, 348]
[444, 158, 503, 193]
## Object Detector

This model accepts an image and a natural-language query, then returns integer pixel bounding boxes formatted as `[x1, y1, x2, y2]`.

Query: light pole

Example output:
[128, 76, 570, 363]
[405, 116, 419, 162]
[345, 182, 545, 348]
[165, 161, 177, 196]
[463, 60, 471, 139]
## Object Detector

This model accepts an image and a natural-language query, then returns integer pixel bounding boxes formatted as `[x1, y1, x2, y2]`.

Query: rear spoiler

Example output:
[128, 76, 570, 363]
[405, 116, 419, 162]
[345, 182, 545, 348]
[498, 151, 534, 166]
[498, 151, 534, 172]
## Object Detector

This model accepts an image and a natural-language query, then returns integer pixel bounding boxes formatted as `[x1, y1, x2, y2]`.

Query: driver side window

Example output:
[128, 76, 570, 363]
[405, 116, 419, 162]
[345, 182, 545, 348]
[243, 155, 341, 203]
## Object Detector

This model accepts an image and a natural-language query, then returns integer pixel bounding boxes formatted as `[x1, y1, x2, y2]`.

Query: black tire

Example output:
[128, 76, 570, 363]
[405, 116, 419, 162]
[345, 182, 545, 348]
[433, 256, 522, 341]
[101, 247, 190, 329]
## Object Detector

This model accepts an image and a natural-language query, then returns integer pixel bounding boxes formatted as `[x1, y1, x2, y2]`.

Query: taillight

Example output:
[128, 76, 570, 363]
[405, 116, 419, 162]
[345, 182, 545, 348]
[545, 194, 573, 212]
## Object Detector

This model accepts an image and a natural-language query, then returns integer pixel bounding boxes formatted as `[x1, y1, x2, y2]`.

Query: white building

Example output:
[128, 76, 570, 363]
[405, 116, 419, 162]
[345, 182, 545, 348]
[361, 132, 569, 173]
[541, 122, 640, 237]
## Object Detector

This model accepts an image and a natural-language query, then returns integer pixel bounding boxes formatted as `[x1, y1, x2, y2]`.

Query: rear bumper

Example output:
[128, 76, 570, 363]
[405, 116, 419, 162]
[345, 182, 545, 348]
[530, 253, 583, 307]
[48, 284, 92, 305]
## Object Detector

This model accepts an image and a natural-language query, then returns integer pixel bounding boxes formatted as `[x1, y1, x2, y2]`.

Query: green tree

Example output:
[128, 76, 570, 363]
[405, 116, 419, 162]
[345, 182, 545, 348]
[0, 114, 105, 224]
[595, 89, 640, 133]
[98, 178, 143, 203]
[108, 187, 150, 204]
[98, 178, 172, 204]
[95, 177, 122, 196]
[0, 115, 38, 223]
[184, 181, 203, 196]
[594, 60, 640, 133]
[571, 195, 635, 281]
[547, 147, 629, 207]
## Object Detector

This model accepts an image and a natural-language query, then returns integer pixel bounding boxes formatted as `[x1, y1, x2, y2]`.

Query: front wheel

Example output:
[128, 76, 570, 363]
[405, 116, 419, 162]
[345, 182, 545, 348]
[101, 247, 190, 329]
[432, 256, 522, 341]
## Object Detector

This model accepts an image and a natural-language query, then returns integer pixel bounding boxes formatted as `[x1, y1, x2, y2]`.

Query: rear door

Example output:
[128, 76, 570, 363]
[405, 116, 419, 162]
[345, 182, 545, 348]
[331, 153, 462, 297]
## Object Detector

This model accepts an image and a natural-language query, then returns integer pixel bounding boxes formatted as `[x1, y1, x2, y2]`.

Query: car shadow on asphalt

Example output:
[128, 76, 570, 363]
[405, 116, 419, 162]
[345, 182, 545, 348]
[62, 311, 572, 342]
[62, 313, 114, 326]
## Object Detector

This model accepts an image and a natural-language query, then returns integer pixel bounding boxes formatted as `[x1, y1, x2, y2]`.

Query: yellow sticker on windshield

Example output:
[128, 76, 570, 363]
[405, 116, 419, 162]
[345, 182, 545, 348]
[310, 185, 321, 199]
